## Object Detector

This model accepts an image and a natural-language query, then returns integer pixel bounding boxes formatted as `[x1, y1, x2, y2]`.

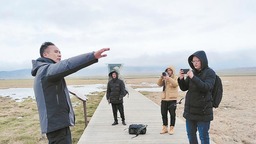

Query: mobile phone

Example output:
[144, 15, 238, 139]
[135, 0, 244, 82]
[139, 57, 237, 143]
[181, 69, 189, 74]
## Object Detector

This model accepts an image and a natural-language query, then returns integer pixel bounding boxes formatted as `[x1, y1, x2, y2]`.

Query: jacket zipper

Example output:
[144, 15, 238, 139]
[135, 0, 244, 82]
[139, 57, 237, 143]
[56, 86, 59, 105]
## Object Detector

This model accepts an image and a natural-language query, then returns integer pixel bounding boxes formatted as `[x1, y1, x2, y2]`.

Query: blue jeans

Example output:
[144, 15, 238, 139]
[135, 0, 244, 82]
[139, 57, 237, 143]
[186, 119, 210, 144]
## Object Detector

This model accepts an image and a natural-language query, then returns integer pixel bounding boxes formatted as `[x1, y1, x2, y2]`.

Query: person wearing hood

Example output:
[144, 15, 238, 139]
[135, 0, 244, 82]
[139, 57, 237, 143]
[106, 70, 126, 126]
[157, 66, 179, 135]
[31, 42, 109, 144]
[178, 50, 216, 144]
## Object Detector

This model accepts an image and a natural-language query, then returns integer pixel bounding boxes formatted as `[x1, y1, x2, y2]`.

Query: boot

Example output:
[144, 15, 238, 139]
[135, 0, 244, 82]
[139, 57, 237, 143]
[112, 121, 118, 126]
[160, 125, 168, 134]
[169, 126, 174, 135]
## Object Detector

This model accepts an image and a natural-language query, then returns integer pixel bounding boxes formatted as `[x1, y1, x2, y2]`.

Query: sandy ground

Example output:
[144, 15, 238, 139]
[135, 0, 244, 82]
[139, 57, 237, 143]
[126, 76, 256, 144]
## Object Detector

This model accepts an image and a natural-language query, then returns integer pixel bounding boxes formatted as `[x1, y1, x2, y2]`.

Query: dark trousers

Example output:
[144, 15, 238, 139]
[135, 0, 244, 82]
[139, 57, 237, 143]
[111, 103, 125, 122]
[46, 127, 72, 144]
[161, 100, 177, 126]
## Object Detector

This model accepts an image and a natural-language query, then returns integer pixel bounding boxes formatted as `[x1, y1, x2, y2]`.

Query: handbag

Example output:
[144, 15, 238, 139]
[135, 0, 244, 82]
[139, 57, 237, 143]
[128, 124, 147, 138]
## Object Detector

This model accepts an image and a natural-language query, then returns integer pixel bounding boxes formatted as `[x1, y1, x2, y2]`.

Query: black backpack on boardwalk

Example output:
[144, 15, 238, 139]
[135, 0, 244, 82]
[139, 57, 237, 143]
[128, 124, 147, 138]
[212, 75, 223, 108]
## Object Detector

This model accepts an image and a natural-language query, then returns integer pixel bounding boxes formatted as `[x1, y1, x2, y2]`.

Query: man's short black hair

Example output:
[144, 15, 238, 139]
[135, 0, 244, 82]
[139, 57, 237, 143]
[40, 42, 55, 57]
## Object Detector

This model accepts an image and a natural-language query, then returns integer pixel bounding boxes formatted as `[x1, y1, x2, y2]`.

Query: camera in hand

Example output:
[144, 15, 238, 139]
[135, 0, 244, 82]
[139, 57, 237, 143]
[181, 69, 189, 74]
[162, 72, 168, 76]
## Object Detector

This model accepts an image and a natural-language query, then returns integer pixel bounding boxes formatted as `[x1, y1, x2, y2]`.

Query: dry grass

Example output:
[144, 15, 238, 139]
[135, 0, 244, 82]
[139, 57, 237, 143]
[0, 79, 34, 89]
[0, 97, 46, 144]
[0, 94, 104, 144]
[0, 79, 105, 144]
[0, 78, 108, 89]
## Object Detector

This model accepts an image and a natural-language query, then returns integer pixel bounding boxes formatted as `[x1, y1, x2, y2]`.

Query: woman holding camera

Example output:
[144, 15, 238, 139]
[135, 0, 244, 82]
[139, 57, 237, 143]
[157, 66, 179, 135]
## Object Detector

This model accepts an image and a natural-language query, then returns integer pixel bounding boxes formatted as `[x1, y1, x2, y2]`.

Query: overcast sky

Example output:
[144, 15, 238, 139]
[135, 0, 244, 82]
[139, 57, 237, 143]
[0, 0, 256, 71]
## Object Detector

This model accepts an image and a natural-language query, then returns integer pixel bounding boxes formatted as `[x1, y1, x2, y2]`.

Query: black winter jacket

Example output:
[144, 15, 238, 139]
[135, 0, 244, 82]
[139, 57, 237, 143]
[178, 51, 216, 121]
[106, 71, 125, 104]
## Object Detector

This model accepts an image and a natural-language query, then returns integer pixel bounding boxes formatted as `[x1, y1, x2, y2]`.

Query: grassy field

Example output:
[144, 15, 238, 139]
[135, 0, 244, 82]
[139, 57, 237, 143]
[0, 79, 106, 144]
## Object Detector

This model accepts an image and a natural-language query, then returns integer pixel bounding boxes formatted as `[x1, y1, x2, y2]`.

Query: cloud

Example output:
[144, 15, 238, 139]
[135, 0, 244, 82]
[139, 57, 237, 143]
[0, 0, 256, 71]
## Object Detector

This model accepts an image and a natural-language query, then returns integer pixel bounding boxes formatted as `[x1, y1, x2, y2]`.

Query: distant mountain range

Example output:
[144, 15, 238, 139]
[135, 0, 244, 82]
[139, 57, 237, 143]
[217, 67, 256, 76]
[0, 66, 164, 79]
[0, 66, 255, 79]
[0, 69, 33, 79]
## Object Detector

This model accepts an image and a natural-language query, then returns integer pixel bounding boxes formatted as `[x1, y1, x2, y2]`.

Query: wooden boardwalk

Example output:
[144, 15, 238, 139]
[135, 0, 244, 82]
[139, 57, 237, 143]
[77, 86, 215, 144]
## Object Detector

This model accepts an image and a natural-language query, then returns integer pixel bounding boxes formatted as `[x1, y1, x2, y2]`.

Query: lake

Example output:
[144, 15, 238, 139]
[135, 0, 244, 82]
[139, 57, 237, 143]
[0, 83, 164, 102]
[0, 84, 106, 102]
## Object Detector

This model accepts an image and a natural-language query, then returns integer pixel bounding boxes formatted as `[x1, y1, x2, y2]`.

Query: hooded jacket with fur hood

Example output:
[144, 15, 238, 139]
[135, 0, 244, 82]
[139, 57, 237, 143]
[157, 66, 179, 101]
[178, 50, 216, 121]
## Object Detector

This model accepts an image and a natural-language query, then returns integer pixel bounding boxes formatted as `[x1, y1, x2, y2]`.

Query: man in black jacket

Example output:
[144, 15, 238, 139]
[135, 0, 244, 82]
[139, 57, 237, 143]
[31, 42, 109, 144]
[106, 70, 126, 126]
[178, 50, 216, 144]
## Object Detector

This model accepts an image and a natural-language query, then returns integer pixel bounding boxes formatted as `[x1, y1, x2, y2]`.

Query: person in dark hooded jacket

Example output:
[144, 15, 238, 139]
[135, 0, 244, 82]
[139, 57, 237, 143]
[106, 70, 126, 126]
[178, 50, 216, 144]
[31, 42, 109, 144]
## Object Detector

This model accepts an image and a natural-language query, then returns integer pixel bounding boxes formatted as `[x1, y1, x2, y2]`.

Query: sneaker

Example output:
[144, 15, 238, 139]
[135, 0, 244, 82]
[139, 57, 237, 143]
[122, 121, 126, 125]
[112, 121, 118, 126]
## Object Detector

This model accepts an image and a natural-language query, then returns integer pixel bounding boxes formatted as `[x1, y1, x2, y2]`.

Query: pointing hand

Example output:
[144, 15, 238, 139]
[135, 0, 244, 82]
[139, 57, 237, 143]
[94, 48, 110, 59]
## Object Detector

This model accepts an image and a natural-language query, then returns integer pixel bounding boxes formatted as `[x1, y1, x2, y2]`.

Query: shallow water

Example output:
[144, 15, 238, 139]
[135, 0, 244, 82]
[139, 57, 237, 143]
[135, 87, 162, 92]
[0, 83, 166, 102]
[0, 84, 106, 102]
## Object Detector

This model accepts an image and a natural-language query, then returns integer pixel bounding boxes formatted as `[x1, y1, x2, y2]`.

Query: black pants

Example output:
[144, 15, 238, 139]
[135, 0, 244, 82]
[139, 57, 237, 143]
[46, 127, 72, 144]
[111, 103, 125, 122]
[161, 100, 177, 126]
